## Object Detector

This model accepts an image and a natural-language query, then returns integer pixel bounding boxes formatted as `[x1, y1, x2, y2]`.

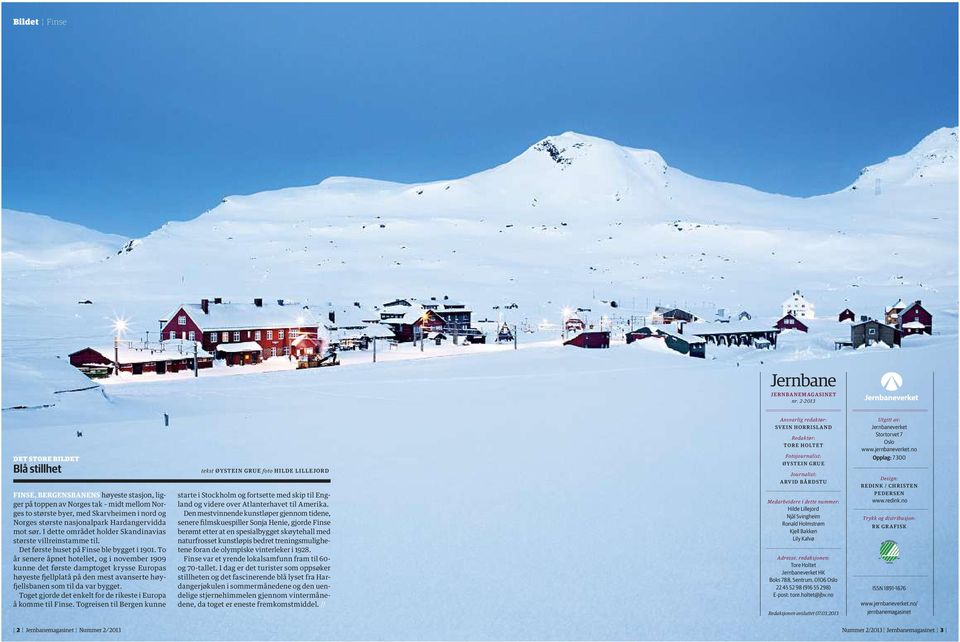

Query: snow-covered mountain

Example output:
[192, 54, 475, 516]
[2, 128, 957, 358]
[848, 127, 958, 190]
[1, 209, 126, 269]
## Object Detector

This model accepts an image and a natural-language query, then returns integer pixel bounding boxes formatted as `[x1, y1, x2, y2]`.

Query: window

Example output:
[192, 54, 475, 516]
[279, 330, 285, 340]
[209, 332, 217, 343]
[868, 328, 877, 336]
[271, 347, 277, 357]
[169, 330, 176, 340]
[178, 315, 186, 326]
[283, 346, 290, 356]
[222, 332, 229, 342]
[255, 330, 261, 340]
[267, 330, 273, 340]
[188, 331, 195, 341]
[233, 331, 240, 342]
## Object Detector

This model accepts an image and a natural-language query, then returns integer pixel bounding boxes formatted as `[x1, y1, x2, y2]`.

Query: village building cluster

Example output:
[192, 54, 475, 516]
[69, 295, 492, 377]
[575, 291, 933, 358]
[67, 290, 935, 377]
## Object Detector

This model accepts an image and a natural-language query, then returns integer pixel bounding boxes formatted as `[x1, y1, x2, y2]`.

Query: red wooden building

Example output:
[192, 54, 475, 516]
[378, 298, 473, 342]
[385, 308, 447, 343]
[897, 300, 932, 335]
[838, 308, 856, 323]
[160, 298, 323, 364]
[69, 341, 214, 376]
[775, 313, 808, 333]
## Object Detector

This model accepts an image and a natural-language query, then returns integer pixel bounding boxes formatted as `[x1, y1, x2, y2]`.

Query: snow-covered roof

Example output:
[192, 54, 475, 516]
[902, 321, 926, 329]
[82, 341, 212, 364]
[168, 301, 313, 331]
[158, 339, 214, 357]
[896, 300, 925, 319]
[323, 307, 379, 330]
[338, 323, 395, 341]
[657, 328, 705, 344]
[681, 321, 777, 335]
[853, 319, 896, 329]
[886, 299, 906, 311]
[215, 341, 264, 353]
[361, 323, 395, 339]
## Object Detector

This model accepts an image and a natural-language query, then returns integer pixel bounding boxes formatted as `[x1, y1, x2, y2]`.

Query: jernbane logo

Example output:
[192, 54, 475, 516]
[769, 374, 837, 387]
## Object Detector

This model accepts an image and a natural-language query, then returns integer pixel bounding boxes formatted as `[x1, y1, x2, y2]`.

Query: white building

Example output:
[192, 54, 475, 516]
[782, 290, 815, 319]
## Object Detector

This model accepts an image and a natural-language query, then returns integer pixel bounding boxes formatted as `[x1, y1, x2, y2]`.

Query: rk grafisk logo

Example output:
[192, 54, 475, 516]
[880, 372, 903, 392]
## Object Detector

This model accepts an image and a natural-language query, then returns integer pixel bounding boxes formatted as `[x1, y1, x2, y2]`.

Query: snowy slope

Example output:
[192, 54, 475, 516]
[848, 127, 958, 190]
[1, 209, 125, 269]
[1, 129, 957, 406]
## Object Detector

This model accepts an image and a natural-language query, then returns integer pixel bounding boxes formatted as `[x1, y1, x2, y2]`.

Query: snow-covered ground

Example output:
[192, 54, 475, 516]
[3, 331, 956, 640]
[1, 128, 957, 639]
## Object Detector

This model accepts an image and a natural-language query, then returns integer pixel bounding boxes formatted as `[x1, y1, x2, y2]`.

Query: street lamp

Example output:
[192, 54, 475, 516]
[112, 317, 128, 376]
[561, 307, 573, 340]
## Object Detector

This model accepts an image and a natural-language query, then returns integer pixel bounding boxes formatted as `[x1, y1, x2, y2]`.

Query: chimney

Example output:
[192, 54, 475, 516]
[201, 299, 209, 314]
[214, 297, 222, 304]
[328, 311, 336, 323]
[254, 298, 263, 307]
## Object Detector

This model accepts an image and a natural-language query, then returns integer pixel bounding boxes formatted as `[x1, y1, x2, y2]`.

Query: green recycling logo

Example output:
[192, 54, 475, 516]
[879, 540, 900, 563]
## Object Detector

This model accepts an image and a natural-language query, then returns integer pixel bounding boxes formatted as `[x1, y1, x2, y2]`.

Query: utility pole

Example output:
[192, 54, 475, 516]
[114, 333, 119, 376]
[193, 341, 198, 377]
[373, 337, 377, 363]
[513, 325, 517, 350]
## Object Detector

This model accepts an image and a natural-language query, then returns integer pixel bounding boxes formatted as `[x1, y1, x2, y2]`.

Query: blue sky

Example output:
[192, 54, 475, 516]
[2, 3, 957, 236]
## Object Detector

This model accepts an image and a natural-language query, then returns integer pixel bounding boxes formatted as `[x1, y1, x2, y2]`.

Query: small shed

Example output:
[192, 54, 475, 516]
[496, 323, 514, 343]
[216, 341, 264, 366]
[838, 308, 856, 323]
[290, 333, 322, 357]
[564, 331, 610, 349]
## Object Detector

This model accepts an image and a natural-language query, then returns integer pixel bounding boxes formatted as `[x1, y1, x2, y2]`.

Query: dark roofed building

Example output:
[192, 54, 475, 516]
[851, 319, 901, 349]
